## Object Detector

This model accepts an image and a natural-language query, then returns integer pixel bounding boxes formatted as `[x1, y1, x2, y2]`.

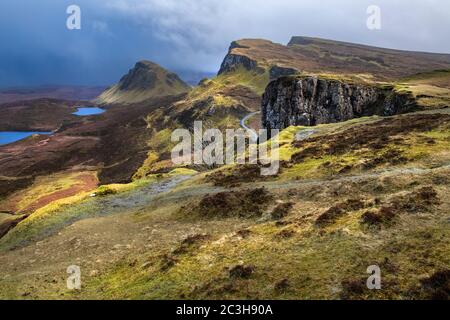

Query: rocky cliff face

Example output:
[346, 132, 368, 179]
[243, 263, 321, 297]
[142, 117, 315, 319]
[218, 41, 300, 79]
[117, 61, 159, 91]
[262, 76, 418, 129]
[269, 66, 299, 80]
[218, 42, 263, 75]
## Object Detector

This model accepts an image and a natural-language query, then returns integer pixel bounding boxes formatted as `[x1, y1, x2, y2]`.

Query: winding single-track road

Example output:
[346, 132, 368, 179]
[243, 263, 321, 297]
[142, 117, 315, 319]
[240, 112, 260, 143]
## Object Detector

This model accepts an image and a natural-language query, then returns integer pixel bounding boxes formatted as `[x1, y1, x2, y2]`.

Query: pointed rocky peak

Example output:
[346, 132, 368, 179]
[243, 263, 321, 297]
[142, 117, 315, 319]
[97, 60, 190, 105]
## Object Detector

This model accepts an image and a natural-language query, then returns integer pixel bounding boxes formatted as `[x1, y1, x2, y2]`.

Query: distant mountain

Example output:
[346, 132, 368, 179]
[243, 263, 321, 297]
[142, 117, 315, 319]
[0, 86, 106, 104]
[96, 60, 191, 105]
[219, 37, 450, 80]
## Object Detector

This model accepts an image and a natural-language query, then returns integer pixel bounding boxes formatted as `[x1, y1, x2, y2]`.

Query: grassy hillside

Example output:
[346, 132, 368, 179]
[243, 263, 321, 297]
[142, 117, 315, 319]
[1, 109, 449, 299]
[1, 37, 449, 300]
[395, 70, 450, 108]
[132, 67, 269, 177]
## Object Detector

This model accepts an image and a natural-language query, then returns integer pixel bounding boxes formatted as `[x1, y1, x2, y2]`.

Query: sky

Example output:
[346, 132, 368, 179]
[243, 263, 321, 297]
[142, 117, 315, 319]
[0, 0, 449, 87]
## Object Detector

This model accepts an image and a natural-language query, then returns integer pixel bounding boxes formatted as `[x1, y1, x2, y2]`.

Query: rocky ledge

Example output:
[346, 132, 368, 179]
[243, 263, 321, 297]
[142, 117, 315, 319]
[218, 41, 265, 75]
[262, 76, 418, 129]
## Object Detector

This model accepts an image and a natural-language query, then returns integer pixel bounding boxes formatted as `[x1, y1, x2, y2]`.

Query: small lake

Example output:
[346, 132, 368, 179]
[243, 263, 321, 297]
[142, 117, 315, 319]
[72, 107, 105, 116]
[0, 131, 51, 146]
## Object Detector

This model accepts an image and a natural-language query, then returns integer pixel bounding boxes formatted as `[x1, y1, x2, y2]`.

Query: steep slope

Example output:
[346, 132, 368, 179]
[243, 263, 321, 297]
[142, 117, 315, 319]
[132, 67, 267, 178]
[2, 36, 450, 300]
[1, 108, 449, 300]
[127, 38, 450, 176]
[96, 61, 191, 105]
[262, 76, 418, 129]
[219, 37, 450, 81]
[132, 55, 271, 177]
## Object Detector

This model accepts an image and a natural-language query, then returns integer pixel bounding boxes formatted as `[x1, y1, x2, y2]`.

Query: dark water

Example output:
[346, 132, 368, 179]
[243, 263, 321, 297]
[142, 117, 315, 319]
[73, 107, 105, 116]
[0, 131, 51, 145]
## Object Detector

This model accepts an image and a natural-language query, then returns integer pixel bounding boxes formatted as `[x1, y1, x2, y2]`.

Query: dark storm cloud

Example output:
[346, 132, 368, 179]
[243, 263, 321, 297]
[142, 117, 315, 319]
[0, 0, 449, 87]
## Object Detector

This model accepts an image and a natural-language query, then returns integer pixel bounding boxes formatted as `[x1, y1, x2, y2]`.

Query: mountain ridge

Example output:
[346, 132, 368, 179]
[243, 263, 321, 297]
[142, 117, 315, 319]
[288, 36, 450, 55]
[218, 37, 450, 81]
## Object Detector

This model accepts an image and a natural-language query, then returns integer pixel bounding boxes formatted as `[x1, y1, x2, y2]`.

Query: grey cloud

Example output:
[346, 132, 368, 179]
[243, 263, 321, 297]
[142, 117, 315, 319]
[0, 0, 449, 87]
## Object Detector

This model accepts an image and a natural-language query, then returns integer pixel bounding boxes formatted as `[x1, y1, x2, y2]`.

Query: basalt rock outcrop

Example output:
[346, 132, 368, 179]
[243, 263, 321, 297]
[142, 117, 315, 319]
[96, 60, 190, 105]
[262, 76, 418, 129]
[218, 41, 265, 75]
[218, 41, 300, 79]
[269, 66, 299, 80]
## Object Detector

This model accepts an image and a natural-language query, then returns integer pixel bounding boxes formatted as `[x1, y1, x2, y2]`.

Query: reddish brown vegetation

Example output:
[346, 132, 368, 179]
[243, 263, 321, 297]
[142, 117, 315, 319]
[270, 202, 294, 220]
[20, 173, 98, 214]
[361, 206, 397, 226]
[361, 186, 440, 227]
[316, 198, 367, 226]
[172, 233, 211, 255]
[229, 265, 255, 279]
[0, 215, 27, 239]
[190, 188, 273, 218]
[205, 165, 272, 187]
[418, 270, 450, 300]
[291, 114, 450, 164]
[0, 95, 182, 197]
